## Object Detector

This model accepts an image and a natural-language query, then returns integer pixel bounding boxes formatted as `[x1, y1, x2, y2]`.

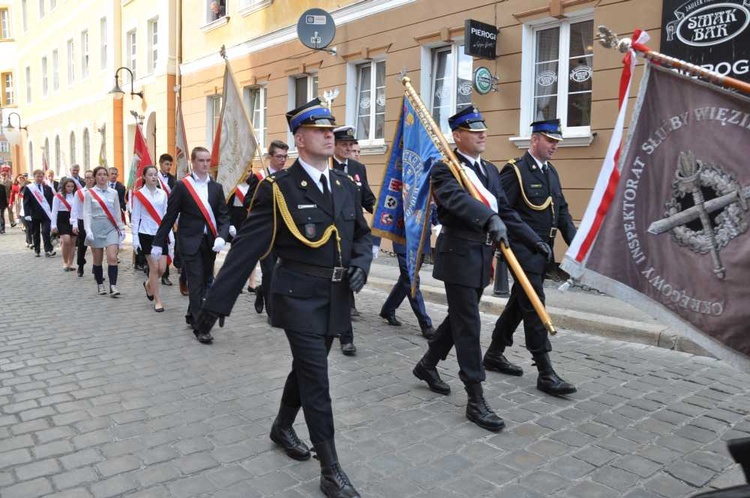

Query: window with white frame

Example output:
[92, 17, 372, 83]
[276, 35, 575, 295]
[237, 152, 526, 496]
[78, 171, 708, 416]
[55, 135, 61, 171]
[245, 86, 267, 150]
[100, 17, 107, 69]
[41, 56, 48, 95]
[148, 18, 158, 73]
[38, 0, 44, 18]
[83, 129, 90, 168]
[1, 72, 13, 105]
[25, 66, 31, 103]
[429, 44, 473, 136]
[208, 95, 222, 148]
[70, 131, 76, 164]
[67, 39, 75, 85]
[81, 30, 89, 78]
[521, 17, 594, 138]
[127, 30, 136, 79]
[0, 8, 10, 39]
[293, 74, 318, 109]
[52, 49, 59, 90]
[50, 0, 56, 9]
[0, 141, 9, 153]
[354, 60, 385, 142]
[28, 142, 33, 169]
[21, 0, 27, 32]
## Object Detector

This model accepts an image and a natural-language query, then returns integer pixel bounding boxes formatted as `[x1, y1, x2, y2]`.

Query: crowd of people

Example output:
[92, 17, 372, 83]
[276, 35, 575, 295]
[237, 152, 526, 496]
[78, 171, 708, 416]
[0, 98, 578, 498]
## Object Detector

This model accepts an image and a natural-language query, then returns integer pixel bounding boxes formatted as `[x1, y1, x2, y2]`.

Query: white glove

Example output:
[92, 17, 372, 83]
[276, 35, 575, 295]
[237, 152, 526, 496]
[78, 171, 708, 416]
[151, 246, 163, 258]
[24, 215, 31, 221]
[372, 245, 380, 259]
[85, 232, 94, 243]
[229, 225, 237, 238]
[132, 235, 141, 251]
[212, 237, 226, 253]
[432, 224, 442, 237]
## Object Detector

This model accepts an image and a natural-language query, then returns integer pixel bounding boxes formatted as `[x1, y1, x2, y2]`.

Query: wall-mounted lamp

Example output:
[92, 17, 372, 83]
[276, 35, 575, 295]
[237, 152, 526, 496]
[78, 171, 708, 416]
[4, 112, 28, 147]
[109, 67, 144, 100]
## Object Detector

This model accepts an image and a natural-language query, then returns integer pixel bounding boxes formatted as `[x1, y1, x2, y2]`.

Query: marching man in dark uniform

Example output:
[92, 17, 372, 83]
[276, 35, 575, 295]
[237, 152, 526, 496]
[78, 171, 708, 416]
[413, 106, 542, 432]
[194, 98, 372, 498]
[483, 119, 578, 396]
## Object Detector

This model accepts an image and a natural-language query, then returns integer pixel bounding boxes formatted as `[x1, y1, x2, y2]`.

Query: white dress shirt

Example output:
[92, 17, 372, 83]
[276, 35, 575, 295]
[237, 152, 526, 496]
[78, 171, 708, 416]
[50, 193, 75, 230]
[131, 186, 168, 236]
[298, 159, 331, 194]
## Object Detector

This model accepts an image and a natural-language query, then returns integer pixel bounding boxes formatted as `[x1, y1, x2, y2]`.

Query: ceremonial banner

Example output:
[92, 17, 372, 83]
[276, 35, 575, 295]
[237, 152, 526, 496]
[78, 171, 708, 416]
[372, 96, 442, 294]
[175, 98, 191, 180]
[42, 149, 49, 172]
[562, 64, 750, 369]
[212, 60, 258, 199]
[132, 125, 153, 190]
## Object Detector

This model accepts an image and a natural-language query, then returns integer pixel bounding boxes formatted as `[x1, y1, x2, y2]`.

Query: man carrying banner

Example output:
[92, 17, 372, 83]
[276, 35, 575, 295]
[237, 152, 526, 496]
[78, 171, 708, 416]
[194, 98, 372, 498]
[151, 147, 230, 339]
[23, 169, 56, 257]
[413, 106, 541, 432]
[483, 119, 577, 396]
[157, 154, 176, 287]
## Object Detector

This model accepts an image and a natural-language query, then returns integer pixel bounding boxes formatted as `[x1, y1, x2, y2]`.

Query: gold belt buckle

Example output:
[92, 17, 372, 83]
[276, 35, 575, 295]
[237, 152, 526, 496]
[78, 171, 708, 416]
[332, 267, 345, 282]
[549, 227, 558, 239]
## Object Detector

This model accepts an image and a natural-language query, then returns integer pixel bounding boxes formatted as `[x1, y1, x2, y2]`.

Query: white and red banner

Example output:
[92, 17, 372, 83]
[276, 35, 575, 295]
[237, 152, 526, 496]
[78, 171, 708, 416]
[561, 59, 750, 371]
[211, 60, 259, 201]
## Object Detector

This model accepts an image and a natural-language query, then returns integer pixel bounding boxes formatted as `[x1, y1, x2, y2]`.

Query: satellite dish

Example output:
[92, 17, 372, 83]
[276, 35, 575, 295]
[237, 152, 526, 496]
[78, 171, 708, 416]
[297, 8, 336, 51]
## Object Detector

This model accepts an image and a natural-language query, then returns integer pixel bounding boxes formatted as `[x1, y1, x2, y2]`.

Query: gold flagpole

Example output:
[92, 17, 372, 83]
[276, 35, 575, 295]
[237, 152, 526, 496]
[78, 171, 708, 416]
[400, 75, 557, 335]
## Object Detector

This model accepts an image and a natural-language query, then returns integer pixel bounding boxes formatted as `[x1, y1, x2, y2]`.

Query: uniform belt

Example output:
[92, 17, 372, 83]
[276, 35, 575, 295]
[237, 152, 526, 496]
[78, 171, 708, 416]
[278, 259, 346, 282]
[549, 227, 558, 239]
[440, 226, 492, 245]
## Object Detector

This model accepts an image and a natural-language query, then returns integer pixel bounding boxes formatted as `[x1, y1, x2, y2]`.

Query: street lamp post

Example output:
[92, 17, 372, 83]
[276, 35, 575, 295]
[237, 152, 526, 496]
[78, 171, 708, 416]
[108, 67, 144, 100]
[4, 112, 28, 148]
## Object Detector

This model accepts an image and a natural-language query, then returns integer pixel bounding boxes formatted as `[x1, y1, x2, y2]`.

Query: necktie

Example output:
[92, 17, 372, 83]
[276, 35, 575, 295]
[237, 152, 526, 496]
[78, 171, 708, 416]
[472, 161, 488, 187]
[320, 174, 330, 197]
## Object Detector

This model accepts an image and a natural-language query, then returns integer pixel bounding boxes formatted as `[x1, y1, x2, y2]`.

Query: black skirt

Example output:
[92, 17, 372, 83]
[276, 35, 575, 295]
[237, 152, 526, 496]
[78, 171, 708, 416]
[139, 233, 168, 256]
[56, 211, 73, 236]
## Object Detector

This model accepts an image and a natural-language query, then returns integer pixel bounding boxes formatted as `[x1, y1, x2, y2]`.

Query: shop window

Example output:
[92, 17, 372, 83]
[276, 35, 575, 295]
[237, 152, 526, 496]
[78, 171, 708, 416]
[353, 60, 385, 143]
[428, 44, 473, 136]
[245, 86, 267, 150]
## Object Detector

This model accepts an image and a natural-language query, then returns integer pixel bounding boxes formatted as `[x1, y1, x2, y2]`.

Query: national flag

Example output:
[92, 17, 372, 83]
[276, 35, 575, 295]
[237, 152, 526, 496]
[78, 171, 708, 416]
[561, 62, 750, 371]
[132, 125, 153, 190]
[211, 60, 259, 199]
[372, 95, 443, 295]
[175, 97, 191, 180]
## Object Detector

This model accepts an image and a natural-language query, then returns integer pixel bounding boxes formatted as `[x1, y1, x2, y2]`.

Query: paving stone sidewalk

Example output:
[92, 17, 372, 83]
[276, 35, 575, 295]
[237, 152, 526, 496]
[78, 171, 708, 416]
[0, 226, 749, 498]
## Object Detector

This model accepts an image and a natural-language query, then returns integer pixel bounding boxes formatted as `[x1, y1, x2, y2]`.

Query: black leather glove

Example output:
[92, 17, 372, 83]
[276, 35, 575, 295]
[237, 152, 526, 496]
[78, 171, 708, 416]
[485, 215, 508, 245]
[535, 241, 553, 262]
[347, 266, 366, 293]
[194, 310, 224, 334]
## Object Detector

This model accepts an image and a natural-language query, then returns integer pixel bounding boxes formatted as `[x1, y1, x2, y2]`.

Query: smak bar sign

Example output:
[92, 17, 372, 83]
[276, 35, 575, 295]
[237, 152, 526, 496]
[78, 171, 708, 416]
[661, 0, 750, 82]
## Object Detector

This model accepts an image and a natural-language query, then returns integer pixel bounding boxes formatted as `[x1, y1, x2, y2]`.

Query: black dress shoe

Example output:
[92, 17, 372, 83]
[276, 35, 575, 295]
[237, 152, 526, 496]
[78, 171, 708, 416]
[421, 326, 436, 340]
[196, 332, 213, 344]
[483, 351, 523, 377]
[161, 276, 173, 286]
[465, 383, 505, 432]
[270, 421, 311, 461]
[378, 311, 402, 326]
[412, 360, 450, 395]
[254, 286, 264, 314]
[340, 342, 357, 356]
[185, 314, 194, 326]
[533, 353, 577, 396]
[77, 266, 84, 277]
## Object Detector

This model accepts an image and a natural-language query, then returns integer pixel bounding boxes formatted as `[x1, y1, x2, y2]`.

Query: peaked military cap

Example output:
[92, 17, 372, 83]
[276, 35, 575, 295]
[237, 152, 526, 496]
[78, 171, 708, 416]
[448, 105, 487, 132]
[531, 118, 563, 141]
[286, 98, 337, 134]
[333, 125, 357, 142]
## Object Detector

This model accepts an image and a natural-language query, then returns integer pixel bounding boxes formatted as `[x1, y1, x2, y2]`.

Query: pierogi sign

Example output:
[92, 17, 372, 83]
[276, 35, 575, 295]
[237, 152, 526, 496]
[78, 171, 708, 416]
[661, 0, 750, 82]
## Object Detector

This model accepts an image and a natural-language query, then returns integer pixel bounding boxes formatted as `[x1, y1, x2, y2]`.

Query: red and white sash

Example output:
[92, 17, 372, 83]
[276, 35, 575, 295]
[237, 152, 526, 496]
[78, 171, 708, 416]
[30, 185, 54, 221]
[134, 189, 175, 260]
[71, 177, 83, 189]
[461, 164, 498, 214]
[88, 188, 122, 235]
[233, 183, 249, 207]
[158, 175, 172, 196]
[182, 176, 218, 238]
[55, 192, 72, 212]
[76, 187, 86, 203]
[254, 168, 268, 182]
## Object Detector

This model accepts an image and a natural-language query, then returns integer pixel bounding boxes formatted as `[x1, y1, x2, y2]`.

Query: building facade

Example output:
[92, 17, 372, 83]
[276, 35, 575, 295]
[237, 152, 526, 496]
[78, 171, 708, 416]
[0, 0, 18, 168]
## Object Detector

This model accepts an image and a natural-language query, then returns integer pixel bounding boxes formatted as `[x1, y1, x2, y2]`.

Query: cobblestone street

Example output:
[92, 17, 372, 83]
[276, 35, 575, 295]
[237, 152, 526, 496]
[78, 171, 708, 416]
[1, 227, 749, 498]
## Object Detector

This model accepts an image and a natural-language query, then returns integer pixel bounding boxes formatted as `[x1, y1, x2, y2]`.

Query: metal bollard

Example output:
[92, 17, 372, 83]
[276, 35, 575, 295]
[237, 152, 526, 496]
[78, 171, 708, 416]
[493, 250, 510, 296]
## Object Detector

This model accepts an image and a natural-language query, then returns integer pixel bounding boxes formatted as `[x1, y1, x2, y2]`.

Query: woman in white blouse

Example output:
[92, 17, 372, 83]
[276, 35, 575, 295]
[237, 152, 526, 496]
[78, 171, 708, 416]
[131, 165, 169, 312]
[51, 178, 78, 272]
[83, 166, 125, 297]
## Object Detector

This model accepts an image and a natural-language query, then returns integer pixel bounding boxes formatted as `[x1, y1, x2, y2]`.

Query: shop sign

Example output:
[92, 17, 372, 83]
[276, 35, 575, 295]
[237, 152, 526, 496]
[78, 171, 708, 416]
[464, 19, 498, 60]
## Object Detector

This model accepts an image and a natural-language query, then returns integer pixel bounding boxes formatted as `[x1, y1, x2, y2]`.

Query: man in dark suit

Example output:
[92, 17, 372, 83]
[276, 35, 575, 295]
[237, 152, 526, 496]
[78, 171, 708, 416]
[483, 119, 577, 396]
[412, 106, 543, 432]
[195, 98, 372, 498]
[243, 139, 289, 318]
[60, 164, 85, 191]
[45, 170, 60, 192]
[156, 154, 177, 286]
[107, 167, 127, 220]
[151, 147, 230, 334]
[23, 169, 56, 257]
[331, 126, 375, 356]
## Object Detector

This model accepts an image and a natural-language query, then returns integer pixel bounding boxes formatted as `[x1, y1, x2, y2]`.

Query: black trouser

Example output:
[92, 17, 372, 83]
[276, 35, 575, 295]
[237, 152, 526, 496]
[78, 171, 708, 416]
[424, 283, 485, 385]
[182, 236, 217, 323]
[76, 220, 89, 268]
[0, 207, 6, 232]
[380, 251, 432, 329]
[280, 329, 335, 445]
[31, 218, 53, 254]
[260, 252, 277, 315]
[23, 218, 32, 245]
[491, 269, 551, 355]
[339, 292, 356, 344]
